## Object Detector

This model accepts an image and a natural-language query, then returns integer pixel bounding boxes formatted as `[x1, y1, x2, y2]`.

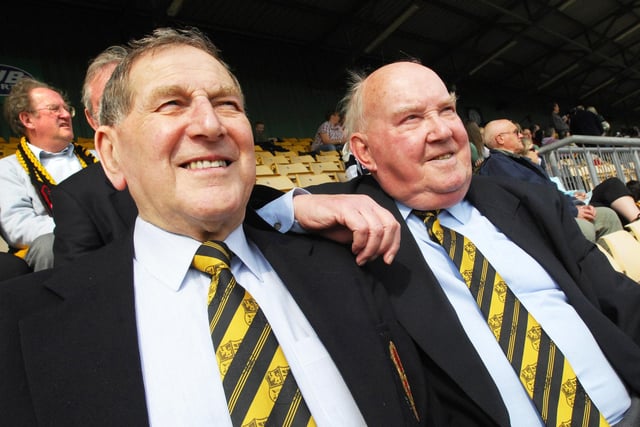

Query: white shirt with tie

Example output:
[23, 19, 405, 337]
[259, 191, 631, 426]
[132, 218, 366, 427]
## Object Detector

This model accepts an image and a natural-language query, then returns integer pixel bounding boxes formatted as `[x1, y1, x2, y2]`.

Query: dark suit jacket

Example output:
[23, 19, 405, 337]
[51, 162, 137, 266]
[304, 174, 640, 427]
[478, 149, 579, 217]
[0, 206, 435, 426]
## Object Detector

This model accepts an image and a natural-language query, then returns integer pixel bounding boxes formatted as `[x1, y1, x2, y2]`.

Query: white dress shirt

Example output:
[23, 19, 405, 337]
[400, 200, 629, 425]
[133, 218, 366, 427]
[0, 141, 83, 247]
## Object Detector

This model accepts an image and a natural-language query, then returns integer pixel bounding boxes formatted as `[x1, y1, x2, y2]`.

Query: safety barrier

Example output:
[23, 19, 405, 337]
[538, 136, 640, 191]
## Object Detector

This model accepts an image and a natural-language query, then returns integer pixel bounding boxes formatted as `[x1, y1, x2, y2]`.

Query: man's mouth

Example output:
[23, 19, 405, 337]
[184, 159, 229, 170]
[433, 153, 453, 160]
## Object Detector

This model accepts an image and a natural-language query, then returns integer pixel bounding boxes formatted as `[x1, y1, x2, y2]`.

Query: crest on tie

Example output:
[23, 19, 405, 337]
[527, 325, 542, 351]
[520, 363, 537, 393]
[488, 313, 503, 338]
[217, 339, 242, 375]
[242, 296, 259, 325]
[242, 418, 268, 427]
[561, 377, 578, 407]
[463, 241, 476, 261]
[494, 280, 507, 302]
[266, 366, 290, 401]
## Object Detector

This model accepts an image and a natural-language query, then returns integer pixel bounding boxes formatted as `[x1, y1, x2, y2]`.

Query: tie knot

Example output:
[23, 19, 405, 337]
[413, 209, 439, 224]
[192, 240, 232, 276]
[413, 209, 442, 242]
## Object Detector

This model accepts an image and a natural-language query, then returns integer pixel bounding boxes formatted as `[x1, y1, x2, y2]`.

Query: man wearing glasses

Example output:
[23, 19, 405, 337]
[0, 78, 97, 271]
[478, 118, 622, 243]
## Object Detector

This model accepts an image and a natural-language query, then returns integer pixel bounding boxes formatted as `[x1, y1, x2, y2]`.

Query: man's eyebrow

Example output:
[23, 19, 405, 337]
[443, 93, 457, 106]
[148, 84, 242, 100]
[391, 95, 457, 116]
[148, 85, 184, 101]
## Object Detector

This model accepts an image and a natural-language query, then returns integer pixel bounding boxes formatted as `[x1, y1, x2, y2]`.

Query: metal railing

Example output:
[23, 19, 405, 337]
[538, 136, 640, 191]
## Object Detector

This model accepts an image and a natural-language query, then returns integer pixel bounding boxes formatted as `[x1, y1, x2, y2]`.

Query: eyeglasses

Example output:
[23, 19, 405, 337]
[31, 104, 76, 118]
[498, 128, 521, 137]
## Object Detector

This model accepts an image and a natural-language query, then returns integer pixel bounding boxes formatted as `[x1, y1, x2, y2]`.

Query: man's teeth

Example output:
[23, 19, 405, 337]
[186, 160, 227, 169]
[435, 154, 452, 160]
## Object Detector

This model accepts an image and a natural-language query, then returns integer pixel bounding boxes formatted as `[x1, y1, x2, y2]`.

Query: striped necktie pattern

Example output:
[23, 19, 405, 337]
[414, 210, 608, 427]
[193, 240, 316, 427]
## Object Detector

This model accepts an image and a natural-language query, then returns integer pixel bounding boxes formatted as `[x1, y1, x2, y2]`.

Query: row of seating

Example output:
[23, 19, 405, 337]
[598, 222, 640, 282]
[253, 140, 347, 190]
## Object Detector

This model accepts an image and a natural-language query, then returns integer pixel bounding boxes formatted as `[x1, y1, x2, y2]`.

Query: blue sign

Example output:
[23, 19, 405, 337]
[0, 65, 34, 96]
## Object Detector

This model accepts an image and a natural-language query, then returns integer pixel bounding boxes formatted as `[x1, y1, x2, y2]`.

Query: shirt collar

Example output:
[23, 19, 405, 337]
[27, 140, 74, 159]
[224, 226, 265, 282]
[133, 218, 263, 292]
[397, 199, 473, 225]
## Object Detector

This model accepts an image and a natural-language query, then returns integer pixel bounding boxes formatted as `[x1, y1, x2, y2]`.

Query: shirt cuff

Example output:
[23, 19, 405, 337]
[256, 187, 310, 233]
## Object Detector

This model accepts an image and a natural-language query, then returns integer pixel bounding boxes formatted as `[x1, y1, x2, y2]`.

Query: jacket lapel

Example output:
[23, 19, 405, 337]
[355, 176, 510, 426]
[243, 217, 423, 425]
[19, 237, 149, 426]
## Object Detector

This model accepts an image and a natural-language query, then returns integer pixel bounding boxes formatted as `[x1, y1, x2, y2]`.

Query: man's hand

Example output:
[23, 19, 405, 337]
[293, 194, 400, 266]
[576, 205, 596, 222]
[573, 191, 588, 201]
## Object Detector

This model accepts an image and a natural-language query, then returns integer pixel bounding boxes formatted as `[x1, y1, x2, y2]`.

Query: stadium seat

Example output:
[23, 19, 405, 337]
[255, 175, 295, 191]
[295, 173, 334, 187]
[599, 230, 640, 282]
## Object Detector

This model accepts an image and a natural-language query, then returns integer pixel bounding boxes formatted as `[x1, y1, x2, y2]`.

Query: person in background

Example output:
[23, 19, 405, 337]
[569, 105, 604, 137]
[51, 45, 138, 266]
[0, 78, 97, 270]
[465, 120, 485, 169]
[627, 179, 640, 207]
[252, 120, 286, 153]
[550, 101, 570, 138]
[479, 118, 623, 243]
[310, 110, 346, 153]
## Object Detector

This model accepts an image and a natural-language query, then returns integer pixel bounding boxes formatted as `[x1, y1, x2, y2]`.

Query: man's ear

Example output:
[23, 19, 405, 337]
[350, 132, 377, 172]
[18, 111, 35, 131]
[84, 108, 99, 131]
[95, 126, 127, 190]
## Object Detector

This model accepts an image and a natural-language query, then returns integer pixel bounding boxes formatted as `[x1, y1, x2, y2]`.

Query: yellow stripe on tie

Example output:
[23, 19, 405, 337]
[241, 344, 290, 425]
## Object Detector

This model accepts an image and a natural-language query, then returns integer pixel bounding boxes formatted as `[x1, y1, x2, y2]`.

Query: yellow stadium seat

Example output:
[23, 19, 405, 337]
[255, 164, 275, 176]
[289, 155, 316, 165]
[255, 175, 295, 191]
[275, 163, 311, 177]
[596, 243, 624, 274]
[295, 173, 334, 187]
[309, 161, 343, 175]
[624, 220, 640, 241]
[260, 156, 290, 167]
[599, 230, 640, 282]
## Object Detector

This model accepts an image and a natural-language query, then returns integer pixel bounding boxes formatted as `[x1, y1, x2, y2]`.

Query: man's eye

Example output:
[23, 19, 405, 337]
[214, 100, 241, 111]
[157, 100, 182, 111]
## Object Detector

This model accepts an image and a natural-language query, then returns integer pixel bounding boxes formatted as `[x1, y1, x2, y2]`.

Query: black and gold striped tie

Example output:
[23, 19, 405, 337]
[414, 210, 608, 427]
[192, 240, 316, 427]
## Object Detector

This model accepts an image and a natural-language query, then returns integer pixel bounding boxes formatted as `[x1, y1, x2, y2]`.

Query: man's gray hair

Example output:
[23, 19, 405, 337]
[100, 27, 242, 127]
[82, 45, 128, 121]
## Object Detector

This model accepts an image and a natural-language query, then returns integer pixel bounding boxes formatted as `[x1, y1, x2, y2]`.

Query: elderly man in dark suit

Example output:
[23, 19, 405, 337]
[0, 29, 439, 426]
[268, 61, 640, 426]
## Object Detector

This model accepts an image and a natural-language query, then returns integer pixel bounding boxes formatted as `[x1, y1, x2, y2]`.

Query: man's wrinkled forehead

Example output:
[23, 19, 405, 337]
[129, 46, 242, 97]
[365, 62, 449, 102]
